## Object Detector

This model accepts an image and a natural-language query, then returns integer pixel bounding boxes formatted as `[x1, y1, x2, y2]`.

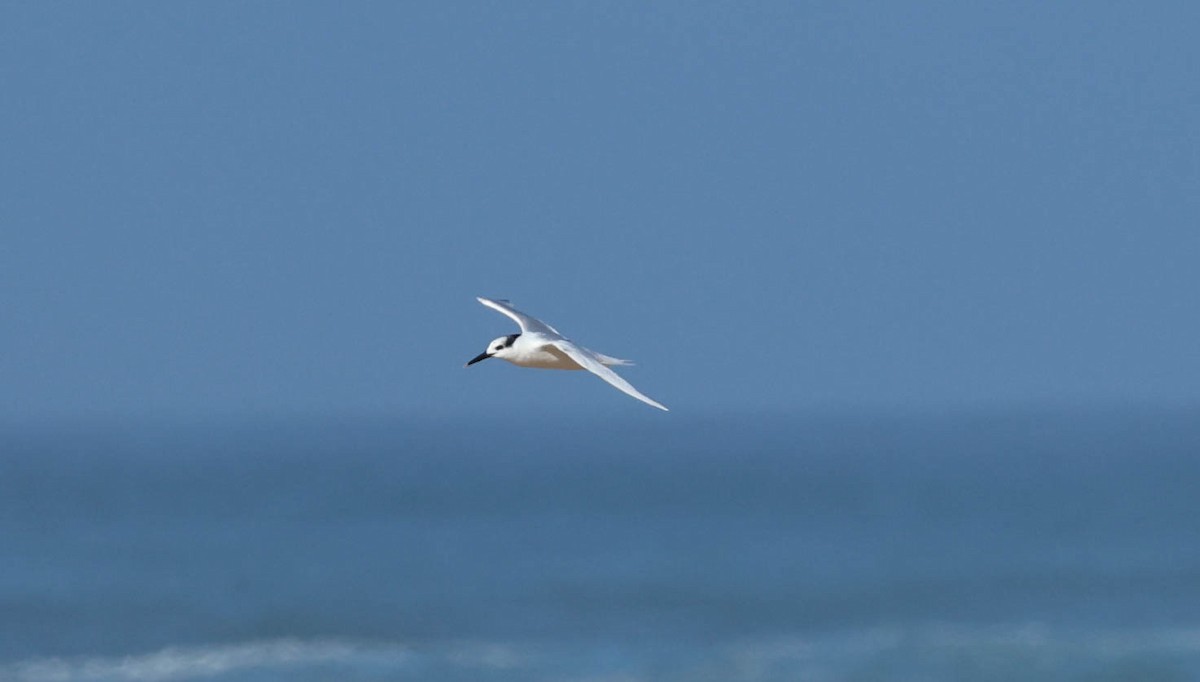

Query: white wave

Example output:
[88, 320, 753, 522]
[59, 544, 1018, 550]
[1, 638, 411, 682]
[5, 625, 1200, 682]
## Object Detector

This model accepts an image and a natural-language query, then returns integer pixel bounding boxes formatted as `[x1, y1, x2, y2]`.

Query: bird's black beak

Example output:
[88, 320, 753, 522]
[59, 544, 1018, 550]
[465, 352, 491, 367]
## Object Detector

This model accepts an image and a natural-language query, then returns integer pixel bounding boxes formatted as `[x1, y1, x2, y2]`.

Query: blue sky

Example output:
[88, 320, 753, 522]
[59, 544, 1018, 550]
[2, 3, 1197, 420]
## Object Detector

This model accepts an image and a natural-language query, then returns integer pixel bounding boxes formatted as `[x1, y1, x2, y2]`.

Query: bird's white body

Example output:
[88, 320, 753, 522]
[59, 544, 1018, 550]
[467, 297, 667, 411]
[503, 339, 580, 370]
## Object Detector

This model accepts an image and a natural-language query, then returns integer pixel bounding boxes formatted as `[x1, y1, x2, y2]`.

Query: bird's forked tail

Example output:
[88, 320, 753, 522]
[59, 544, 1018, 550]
[594, 352, 634, 367]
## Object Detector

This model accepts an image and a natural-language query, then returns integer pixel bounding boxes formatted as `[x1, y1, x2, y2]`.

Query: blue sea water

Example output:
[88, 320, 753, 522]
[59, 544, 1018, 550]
[2, 410, 1198, 681]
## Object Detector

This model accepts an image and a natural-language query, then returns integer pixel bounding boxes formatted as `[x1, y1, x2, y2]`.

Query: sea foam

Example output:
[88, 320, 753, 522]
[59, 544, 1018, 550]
[5, 625, 1200, 682]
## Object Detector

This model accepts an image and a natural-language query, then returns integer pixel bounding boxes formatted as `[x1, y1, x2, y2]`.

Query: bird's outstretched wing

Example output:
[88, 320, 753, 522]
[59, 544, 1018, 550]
[477, 297, 561, 336]
[550, 339, 668, 411]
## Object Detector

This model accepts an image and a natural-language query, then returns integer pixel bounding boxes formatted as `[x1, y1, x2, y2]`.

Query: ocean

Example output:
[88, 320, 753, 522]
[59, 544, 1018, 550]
[2, 410, 1198, 681]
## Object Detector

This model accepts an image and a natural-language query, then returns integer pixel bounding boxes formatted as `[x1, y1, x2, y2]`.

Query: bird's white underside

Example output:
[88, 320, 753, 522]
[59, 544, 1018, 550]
[504, 339, 584, 370]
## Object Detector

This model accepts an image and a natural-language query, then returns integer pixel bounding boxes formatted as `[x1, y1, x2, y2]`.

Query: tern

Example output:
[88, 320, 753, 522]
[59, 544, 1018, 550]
[466, 297, 668, 411]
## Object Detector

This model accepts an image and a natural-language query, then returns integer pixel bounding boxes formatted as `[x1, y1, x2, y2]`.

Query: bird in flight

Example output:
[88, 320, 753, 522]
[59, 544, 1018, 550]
[466, 297, 668, 411]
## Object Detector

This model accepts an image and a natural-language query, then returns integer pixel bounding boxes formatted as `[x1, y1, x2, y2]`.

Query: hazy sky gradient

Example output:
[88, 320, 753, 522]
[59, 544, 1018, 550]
[3, 3, 1197, 420]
